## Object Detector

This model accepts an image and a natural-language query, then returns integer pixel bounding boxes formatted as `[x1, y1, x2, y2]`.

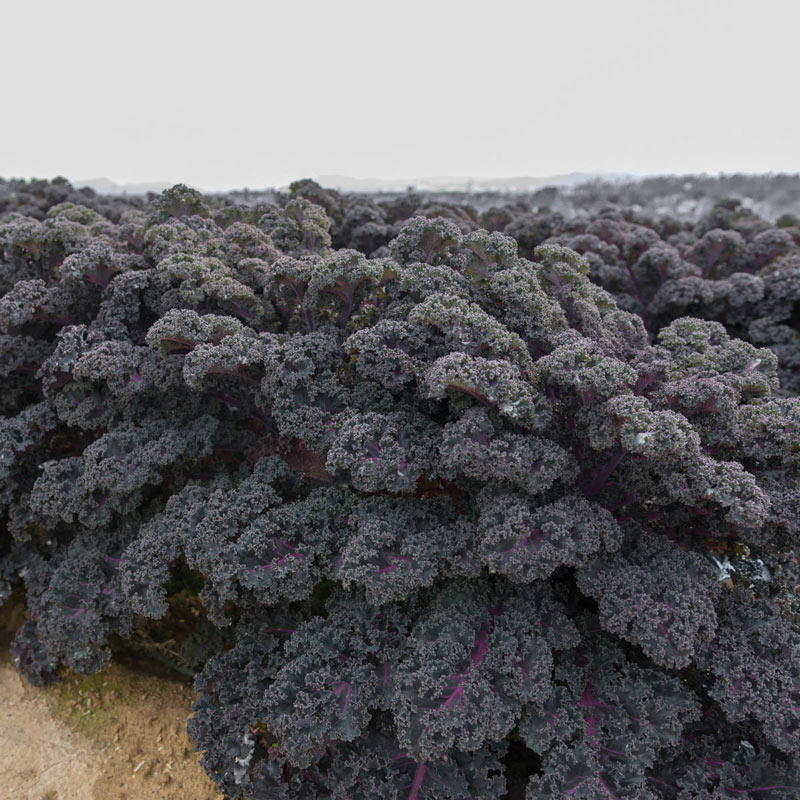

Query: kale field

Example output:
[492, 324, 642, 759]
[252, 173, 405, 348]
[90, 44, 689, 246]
[1, 173, 799, 799]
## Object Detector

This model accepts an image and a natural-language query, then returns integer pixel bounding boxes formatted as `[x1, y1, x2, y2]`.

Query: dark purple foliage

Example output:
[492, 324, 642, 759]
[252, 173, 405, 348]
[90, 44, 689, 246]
[1, 177, 799, 799]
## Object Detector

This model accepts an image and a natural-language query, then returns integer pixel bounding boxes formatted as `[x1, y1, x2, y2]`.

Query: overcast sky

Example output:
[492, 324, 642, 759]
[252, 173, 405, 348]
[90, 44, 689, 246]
[2, 0, 798, 191]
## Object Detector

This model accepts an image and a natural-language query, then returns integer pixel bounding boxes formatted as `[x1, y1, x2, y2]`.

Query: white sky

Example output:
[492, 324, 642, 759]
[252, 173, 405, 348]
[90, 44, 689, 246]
[2, 0, 798, 191]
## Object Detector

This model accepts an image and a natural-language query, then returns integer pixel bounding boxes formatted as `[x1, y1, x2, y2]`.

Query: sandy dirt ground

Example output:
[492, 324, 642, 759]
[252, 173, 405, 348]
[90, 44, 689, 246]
[0, 603, 224, 800]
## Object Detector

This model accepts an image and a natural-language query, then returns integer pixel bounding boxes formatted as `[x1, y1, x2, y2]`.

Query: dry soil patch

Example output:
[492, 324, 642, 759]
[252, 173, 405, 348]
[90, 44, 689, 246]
[0, 603, 223, 800]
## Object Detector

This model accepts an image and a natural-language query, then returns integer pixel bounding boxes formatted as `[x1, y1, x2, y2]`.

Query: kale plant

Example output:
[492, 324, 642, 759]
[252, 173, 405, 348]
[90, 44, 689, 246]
[1, 177, 799, 799]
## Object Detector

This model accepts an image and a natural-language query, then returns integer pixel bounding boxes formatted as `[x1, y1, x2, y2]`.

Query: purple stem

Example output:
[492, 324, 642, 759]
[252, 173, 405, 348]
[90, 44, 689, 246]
[582, 448, 627, 498]
[407, 761, 428, 800]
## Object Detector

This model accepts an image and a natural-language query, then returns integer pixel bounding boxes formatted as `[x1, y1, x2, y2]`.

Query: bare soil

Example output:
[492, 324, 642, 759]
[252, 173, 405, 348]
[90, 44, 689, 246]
[0, 602, 224, 800]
